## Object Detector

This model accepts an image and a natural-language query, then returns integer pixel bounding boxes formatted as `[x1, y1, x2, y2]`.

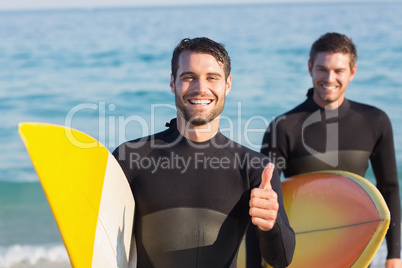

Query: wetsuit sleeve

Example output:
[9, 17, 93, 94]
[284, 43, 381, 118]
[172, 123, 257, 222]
[254, 167, 296, 267]
[246, 120, 290, 268]
[370, 112, 401, 259]
[112, 144, 132, 184]
[261, 119, 288, 176]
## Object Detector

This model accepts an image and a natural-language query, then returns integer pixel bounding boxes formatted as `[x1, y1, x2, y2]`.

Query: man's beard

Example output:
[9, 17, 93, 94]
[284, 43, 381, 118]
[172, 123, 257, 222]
[174, 91, 225, 126]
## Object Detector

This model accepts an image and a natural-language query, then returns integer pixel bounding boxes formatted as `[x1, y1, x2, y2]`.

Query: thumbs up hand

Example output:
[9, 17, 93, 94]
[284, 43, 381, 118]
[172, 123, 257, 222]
[249, 163, 279, 231]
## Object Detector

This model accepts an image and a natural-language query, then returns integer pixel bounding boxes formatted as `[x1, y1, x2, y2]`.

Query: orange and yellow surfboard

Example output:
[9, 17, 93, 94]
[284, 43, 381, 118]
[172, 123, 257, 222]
[266, 171, 390, 268]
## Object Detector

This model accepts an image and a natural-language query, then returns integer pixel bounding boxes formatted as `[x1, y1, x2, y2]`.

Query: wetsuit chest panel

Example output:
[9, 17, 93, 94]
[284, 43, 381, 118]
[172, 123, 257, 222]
[130, 142, 255, 267]
[141, 207, 238, 268]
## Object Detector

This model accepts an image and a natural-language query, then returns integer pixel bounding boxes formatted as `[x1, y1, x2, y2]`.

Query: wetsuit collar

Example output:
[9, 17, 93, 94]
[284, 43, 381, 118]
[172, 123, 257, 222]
[306, 92, 350, 119]
[164, 118, 231, 149]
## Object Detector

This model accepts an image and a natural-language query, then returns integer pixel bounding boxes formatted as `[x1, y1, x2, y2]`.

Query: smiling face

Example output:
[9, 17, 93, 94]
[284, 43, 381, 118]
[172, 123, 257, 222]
[170, 51, 232, 127]
[309, 52, 357, 109]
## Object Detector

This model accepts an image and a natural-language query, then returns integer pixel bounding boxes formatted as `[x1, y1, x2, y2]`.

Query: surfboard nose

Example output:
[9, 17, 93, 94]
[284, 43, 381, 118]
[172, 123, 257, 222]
[19, 122, 135, 268]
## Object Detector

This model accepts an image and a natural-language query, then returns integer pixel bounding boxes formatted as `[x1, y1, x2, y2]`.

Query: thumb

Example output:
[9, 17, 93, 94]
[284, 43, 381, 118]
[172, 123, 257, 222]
[259, 163, 274, 190]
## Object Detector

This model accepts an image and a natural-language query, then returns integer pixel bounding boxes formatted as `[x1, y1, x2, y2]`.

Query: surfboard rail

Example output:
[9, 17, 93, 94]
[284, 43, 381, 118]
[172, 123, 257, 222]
[19, 122, 136, 268]
[265, 171, 390, 268]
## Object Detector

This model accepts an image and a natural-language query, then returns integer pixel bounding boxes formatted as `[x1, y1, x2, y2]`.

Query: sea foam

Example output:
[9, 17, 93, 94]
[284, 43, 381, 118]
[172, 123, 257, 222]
[0, 244, 70, 268]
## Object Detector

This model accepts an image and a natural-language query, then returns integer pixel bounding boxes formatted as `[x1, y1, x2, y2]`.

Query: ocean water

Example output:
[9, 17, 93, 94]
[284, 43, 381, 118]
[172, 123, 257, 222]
[1, 2, 402, 267]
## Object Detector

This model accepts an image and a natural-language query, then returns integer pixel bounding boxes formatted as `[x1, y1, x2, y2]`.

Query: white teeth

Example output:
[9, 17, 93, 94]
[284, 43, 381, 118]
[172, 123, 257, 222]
[189, 99, 211, 105]
[323, 85, 336, 90]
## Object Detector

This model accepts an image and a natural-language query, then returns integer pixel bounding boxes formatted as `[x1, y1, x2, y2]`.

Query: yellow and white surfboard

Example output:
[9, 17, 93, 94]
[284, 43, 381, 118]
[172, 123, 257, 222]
[19, 122, 136, 268]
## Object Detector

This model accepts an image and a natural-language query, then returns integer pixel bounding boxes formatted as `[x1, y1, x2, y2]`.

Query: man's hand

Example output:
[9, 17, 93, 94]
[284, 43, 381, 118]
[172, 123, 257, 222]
[249, 163, 279, 231]
[386, 258, 402, 268]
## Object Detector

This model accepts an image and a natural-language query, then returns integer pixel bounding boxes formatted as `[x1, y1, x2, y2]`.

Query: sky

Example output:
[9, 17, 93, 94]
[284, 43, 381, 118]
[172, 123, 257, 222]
[0, 0, 399, 11]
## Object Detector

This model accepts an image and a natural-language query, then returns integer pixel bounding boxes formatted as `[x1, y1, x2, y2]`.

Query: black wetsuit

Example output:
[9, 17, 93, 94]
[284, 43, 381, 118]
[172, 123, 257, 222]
[246, 91, 400, 267]
[113, 119, 295, 268]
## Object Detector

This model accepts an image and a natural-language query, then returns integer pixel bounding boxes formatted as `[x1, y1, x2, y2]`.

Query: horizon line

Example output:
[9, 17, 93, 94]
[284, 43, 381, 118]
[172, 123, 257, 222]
[0, 0, 397, 13]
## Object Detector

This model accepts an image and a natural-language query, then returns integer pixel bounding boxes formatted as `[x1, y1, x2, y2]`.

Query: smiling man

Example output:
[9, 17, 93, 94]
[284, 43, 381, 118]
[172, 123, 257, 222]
[113, 37, 295, 268]
[246, 32, 401, 268]
[171, 49, 230, 140]
[309, 50, 356, 110]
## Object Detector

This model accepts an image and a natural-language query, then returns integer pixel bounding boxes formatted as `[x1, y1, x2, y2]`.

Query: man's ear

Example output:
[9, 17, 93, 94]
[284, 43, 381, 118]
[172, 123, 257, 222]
[170, 74, 175, 94]
[225, 75, 232, 96]
[349, 64, 357, 81]
[308, 61, 313, 77]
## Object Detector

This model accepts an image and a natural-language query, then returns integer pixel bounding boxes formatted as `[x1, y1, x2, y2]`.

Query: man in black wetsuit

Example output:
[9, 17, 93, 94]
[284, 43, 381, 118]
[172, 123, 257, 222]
[246, 32, 401, 268]
[113, 37, 295, 268]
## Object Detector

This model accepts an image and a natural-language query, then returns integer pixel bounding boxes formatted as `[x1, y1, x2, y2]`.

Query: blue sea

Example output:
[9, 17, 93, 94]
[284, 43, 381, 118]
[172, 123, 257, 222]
[1, 2, 401, 267]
